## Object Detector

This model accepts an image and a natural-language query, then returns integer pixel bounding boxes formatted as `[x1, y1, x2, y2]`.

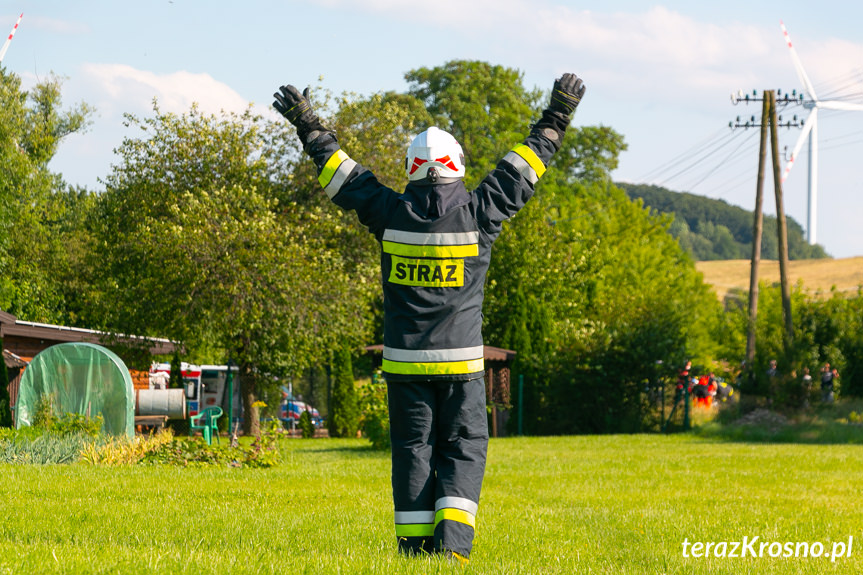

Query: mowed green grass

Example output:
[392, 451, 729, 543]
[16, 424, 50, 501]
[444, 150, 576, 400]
[2, 435, 863, 574]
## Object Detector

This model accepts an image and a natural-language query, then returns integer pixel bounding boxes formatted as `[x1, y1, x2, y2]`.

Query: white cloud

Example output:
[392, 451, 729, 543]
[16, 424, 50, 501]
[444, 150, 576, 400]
[312, 0, 863, 103]
[79, 63, 250, 116]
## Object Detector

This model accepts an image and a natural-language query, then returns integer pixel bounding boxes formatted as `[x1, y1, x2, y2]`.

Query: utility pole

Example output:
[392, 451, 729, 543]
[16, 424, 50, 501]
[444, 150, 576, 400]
[768, 91, 794, 350]
[745, 95, 770, 365]
[730, 89, 797, 367]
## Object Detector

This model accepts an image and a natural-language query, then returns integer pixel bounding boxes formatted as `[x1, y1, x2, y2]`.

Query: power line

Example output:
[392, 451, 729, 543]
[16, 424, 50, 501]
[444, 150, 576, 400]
[687, 130, 760, 191]
[651, 130, 747, 188]
[637, 127, 731, 183]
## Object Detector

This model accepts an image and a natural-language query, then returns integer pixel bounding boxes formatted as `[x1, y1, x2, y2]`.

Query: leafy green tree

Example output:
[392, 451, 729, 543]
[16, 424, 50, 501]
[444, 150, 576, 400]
[169, 351, 183, 390]
[0, 70, 93, 322]
[838, 290, 863, 397]
[328, 345, 358, 438]
[93, 103, 371, 435]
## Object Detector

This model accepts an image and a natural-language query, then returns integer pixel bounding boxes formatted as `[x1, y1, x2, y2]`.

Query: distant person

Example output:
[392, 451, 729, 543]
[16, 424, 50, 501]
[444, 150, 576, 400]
[801, 367, 813, 407]
[676, 360, 692, 402]
[766, 359, 779, 404]
[715, 379, 735, 403]
[766, 359, 778, 379]
[706, 373, 717, 408]
[821, 363, 838, 403]
[693, 374, 711, 408]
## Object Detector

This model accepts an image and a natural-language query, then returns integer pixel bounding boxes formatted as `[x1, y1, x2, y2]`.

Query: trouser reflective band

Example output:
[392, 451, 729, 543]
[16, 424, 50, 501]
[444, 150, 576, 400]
[435, 496, 478, 529]
[383, 346, 484, 376]
[434, 508, 476, 529]
[395, 511, 435, 538]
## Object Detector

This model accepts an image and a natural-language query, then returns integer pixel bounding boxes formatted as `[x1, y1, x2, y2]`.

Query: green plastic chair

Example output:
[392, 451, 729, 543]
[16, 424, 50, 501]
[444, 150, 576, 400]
[189, 406, 223, 445]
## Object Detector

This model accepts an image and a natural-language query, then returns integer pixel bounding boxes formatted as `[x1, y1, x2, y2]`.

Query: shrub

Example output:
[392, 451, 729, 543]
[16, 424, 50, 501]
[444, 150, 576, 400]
[359, 373, 390, 450]
[140, 425, 281, 468]
[298, 410, 315, 439]
[0, 428, 96, 464]
[328, 346, 359, 438]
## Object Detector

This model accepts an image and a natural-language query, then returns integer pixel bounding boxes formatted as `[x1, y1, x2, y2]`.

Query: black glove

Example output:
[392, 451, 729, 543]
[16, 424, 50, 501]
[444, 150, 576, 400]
[273, 85, 315, 125]
[549, 73, 585, 117]
[273, 85, 327, 144]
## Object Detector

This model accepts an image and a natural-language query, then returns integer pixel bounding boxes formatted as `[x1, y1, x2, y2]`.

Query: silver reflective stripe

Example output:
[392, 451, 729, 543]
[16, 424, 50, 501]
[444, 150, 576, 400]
[502, 151, 539, 184]
[382, 229, 479, 246]
[383, 346, 484, 363]
[394, 510, 435, 524]
[324, 158, 358, 199]
[435, 496, 478, 516]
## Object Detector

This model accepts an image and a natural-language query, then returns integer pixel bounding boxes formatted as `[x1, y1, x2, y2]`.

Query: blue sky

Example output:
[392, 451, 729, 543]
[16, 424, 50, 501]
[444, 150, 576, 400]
[4, 0, 863, 258]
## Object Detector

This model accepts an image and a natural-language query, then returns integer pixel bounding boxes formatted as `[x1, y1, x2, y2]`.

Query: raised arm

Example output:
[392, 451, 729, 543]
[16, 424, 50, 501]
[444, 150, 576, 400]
[273, 84, 399, 235]
[473, 73, 586, 237]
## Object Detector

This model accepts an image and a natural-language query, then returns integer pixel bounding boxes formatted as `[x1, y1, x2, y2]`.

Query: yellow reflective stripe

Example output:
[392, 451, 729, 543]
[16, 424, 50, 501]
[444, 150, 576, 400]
[435, 508, 476, 529]
[512, 144, 546, 179]
[382, 241, 478, 258]
[318, 150, 350, 188]
[395, 523, 435, 537]
[383, 358, 484, 376]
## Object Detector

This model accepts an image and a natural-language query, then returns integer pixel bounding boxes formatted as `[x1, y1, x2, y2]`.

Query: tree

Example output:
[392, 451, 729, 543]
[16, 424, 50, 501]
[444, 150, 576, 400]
[169, 351, 183, 390]
[93, 102, 371, 435]
[0, 70, 93, 322]
[328, 345, 359, 438]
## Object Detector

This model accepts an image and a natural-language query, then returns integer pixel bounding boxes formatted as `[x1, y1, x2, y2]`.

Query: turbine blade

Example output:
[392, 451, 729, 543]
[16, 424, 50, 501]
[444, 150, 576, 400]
[780, 20, 818, 101]
[816, 100, 863, 112]
[0, 13, 23, 64]
[781, 108, 817, 183]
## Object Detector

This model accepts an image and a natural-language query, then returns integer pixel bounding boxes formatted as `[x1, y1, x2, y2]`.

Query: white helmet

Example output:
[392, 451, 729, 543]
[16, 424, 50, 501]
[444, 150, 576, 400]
[405, 127, 465, 182]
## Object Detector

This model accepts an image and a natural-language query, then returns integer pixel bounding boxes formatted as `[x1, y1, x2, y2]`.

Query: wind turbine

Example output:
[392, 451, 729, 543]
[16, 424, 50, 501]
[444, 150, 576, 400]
[779, 20, 863, 245]
[0, 13, 23, 64]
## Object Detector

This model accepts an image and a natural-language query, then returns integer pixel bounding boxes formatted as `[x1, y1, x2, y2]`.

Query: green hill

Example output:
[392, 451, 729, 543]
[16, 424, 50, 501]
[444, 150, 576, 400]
[618, 183, 829, 261]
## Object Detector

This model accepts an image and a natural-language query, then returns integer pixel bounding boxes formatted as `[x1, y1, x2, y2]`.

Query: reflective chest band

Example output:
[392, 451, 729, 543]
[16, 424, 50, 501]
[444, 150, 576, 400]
[502, 143, 546, 184]
[318, 149, 358, 199]
[382, 346, 484, 376]
[382, 229, 479, 258]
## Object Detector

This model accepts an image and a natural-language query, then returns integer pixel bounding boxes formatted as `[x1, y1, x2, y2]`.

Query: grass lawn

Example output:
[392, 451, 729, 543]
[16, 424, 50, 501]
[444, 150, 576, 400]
[2, 434, 863, 574]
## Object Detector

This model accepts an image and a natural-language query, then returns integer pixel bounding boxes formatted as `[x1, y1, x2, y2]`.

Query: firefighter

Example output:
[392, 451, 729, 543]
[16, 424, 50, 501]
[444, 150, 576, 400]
[273, 73, 585, 563]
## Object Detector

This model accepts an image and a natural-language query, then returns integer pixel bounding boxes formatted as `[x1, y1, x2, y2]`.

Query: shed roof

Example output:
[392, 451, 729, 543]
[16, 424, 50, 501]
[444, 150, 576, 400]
[0, 310, 177, 356]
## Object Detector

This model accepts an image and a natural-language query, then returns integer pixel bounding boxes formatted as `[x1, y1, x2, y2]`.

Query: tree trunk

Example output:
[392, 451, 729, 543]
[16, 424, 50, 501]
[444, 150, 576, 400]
[240, 362, 259, 437]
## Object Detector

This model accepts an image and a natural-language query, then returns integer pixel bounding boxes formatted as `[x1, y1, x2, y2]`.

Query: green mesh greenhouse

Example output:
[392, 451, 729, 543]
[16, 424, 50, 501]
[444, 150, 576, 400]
[15, 342, 135, 438]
